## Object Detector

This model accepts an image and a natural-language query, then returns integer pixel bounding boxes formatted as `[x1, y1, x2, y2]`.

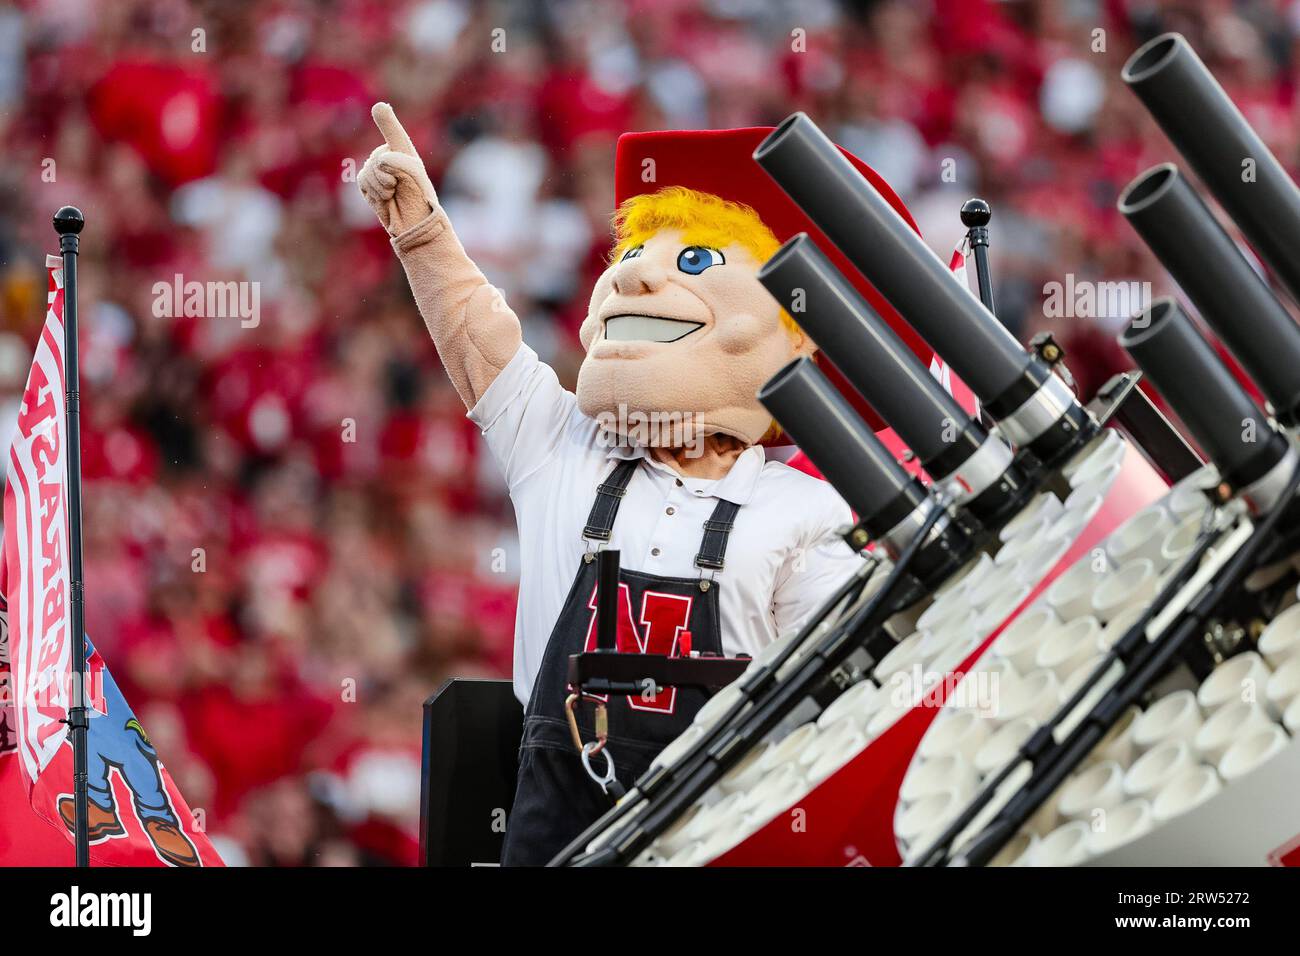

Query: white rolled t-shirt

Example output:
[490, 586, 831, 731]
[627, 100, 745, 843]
[468, 343, 866, 705]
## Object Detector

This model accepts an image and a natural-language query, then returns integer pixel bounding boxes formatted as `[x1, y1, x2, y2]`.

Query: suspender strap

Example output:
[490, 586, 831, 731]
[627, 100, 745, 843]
[582, 459, 639, 542]
[583, 459, 742, 571]
[694, 499, 741, 571]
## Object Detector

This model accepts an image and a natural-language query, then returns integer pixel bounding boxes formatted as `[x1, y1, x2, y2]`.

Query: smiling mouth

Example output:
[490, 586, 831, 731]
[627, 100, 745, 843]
[603, 315, 704, 343]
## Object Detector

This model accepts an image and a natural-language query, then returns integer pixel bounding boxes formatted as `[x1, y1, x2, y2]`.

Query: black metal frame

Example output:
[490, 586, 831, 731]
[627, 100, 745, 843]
[566, 653, 752, 697]
[1090, 371, 1202, 484]
[420, 678, 523, 866]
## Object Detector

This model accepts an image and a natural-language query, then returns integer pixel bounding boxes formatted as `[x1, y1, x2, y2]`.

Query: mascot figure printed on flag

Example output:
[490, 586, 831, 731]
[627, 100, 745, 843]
[0, 606, 204, 867]
[50, 641, 200, 867]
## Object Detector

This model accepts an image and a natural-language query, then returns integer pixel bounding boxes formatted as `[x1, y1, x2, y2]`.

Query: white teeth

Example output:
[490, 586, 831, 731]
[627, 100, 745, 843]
[604, 315, 703, 343]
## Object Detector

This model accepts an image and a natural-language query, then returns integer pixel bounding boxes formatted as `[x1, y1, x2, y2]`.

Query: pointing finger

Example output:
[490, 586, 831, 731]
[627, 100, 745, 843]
[372, 102, 419, 158]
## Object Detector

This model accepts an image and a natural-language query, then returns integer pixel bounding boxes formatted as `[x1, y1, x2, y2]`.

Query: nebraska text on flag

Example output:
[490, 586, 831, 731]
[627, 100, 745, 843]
[4, 255, 73, 781]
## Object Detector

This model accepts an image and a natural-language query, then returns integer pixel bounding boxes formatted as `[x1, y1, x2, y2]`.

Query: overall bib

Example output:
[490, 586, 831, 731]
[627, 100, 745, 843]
[501, 459, 740, 866]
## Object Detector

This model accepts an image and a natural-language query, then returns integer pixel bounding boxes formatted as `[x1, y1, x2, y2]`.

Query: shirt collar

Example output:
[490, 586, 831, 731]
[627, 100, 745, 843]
[605, 441, 766, 505]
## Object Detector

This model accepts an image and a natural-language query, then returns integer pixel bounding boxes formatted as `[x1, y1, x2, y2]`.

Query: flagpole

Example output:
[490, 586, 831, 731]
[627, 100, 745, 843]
[53, 206, 89, 868]
[959, 198, 996, 315]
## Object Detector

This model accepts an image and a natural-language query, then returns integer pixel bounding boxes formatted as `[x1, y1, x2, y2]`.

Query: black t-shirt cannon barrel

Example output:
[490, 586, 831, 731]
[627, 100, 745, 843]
[758, 234, 1029, 529]
[1119, 164, 1300, 430]
[1122, 302, 1297, 512]
[1124, 34, 1300, 340]
[753, 112, 1095, 468]
[758, 355, 972, 583]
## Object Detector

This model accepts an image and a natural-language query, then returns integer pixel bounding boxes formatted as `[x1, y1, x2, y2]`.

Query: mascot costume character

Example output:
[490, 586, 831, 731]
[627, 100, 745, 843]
[358, 104, 935, 865]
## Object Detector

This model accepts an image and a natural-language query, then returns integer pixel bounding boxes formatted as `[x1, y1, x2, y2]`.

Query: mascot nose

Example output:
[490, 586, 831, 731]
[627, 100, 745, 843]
[612, 258, 669, 295]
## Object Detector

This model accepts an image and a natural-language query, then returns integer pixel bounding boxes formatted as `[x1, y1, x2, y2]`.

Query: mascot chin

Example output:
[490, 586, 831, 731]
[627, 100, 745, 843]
[358, 106, 927, 865]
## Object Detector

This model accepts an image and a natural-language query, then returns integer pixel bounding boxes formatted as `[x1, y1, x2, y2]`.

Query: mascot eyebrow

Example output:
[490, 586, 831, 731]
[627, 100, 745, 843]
[610, 185, 802, 340]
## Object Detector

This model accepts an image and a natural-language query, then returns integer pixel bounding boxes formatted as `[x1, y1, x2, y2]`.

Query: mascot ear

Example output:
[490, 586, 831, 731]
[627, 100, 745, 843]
[790, 324, 818, 359]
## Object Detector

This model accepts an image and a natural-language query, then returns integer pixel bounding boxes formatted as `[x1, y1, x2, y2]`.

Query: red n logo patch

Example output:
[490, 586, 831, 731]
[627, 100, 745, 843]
[582, 583, 693, 715]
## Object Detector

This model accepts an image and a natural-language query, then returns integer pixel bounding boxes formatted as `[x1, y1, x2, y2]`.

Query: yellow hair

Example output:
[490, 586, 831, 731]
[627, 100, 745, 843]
[611, 186, 801, 338]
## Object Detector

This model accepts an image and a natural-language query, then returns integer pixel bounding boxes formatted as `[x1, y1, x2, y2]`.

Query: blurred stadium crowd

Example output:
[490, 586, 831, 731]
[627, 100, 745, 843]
[0, 0, 1296, 864]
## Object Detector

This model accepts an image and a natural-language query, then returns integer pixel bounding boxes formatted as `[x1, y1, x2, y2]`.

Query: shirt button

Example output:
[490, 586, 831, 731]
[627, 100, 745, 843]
[675, 479, 683, 487]
[651, 547, 661, 556]
[666, 507, 675, 515]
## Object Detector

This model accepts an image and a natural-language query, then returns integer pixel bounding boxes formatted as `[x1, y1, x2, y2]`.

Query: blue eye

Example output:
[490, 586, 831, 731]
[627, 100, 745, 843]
[676, 246, 725, 275]
[621, 245, 643, 262]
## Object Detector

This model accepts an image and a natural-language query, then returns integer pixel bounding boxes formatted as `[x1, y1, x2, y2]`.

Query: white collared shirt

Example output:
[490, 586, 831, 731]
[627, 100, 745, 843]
[469, 344, 864, 704]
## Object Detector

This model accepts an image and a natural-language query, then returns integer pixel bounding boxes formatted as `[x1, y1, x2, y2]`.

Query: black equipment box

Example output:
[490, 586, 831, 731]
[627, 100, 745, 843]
[420, 679, 523, 866]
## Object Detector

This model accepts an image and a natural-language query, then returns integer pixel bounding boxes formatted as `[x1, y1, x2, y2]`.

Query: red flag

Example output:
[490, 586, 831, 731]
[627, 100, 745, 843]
[0, 256, 222, 866]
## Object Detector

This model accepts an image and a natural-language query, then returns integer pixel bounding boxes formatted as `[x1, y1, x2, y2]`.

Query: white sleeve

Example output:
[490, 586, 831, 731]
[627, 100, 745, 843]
[467, 342, 579, 490]
[772, 491, 863, 635]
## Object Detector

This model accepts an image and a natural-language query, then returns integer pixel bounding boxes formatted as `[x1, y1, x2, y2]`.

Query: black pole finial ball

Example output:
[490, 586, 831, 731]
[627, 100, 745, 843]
[53, 206, 85, 235]
[960, 198, 991, 228]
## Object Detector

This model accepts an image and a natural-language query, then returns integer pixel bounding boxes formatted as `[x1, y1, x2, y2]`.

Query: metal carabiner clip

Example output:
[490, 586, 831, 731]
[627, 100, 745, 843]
[565, 693, 584, 751]
[581, 740, 619, 796]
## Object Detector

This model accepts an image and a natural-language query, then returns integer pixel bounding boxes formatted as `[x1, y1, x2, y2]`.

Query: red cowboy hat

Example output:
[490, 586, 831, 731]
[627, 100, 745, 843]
[614, 126, 937, 434]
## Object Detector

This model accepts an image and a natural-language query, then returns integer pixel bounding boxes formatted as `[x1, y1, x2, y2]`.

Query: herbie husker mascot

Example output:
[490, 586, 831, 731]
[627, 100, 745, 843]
[358, 105, 923, 865]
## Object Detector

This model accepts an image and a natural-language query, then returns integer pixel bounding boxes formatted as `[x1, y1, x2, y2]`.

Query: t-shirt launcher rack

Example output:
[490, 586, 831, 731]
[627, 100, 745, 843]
[421, 32, 1300, 868]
